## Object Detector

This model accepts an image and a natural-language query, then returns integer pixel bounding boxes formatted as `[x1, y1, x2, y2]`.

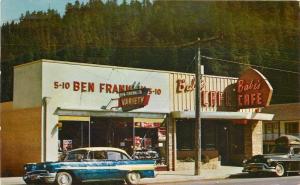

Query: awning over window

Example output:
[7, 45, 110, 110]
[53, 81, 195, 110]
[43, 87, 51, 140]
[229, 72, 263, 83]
[54, 107, 166, 119]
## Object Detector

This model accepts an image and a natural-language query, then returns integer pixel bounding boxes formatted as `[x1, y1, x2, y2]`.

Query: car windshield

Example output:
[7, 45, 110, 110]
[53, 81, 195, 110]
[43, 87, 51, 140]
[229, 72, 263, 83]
[64, 150, 89, 162]
[270, 145, 290, 154]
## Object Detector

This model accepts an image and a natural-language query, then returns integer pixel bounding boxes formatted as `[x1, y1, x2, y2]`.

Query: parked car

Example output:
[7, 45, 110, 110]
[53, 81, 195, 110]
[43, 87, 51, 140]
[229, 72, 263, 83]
[23, 147, 156, 185]
[243, 135, 300, 177]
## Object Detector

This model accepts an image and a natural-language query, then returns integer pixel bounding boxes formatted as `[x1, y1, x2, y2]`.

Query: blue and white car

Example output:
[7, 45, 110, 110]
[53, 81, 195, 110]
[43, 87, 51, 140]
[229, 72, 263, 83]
[23, 147, 156, 185]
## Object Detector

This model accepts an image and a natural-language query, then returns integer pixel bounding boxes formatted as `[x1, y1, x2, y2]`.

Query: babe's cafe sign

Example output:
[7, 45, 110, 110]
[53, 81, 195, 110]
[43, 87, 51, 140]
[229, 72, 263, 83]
[176, 68, 273, 109]
[237, 68, 272, 109]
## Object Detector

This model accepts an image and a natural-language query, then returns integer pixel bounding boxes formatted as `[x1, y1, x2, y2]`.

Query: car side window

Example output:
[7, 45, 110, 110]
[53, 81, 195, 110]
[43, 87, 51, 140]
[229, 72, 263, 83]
[89, 151, 107, 160]
[122, 153, 130, 160]
[64, 150, 88, 162]
[107, 151, 122, 160]
[293, 148, 300, 155]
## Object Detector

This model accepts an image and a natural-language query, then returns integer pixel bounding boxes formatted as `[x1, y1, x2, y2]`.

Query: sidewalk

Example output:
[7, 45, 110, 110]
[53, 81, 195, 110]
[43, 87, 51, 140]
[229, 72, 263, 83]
[0, 166, 243, 185]
[141, 165, 243, 184]
[1, 177, 22, 185]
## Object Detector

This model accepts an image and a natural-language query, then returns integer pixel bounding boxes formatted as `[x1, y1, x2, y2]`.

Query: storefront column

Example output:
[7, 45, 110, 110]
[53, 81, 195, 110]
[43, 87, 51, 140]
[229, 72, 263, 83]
[167, 117, 177, 171]
[244, 120, 263, 159]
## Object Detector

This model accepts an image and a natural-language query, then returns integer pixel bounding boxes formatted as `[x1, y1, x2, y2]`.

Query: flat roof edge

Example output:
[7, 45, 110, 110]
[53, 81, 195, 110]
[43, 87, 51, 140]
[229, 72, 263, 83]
[13, 59, 238, 79]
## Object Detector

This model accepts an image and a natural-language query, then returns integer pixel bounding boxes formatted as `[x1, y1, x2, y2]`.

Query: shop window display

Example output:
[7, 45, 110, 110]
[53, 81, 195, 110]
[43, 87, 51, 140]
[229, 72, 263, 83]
[58, 121, 89, 152]
[58, 119, 167, 166]
[202, 122, 217, 149]
[115, 121, 167, 165]
[176, 119, 195, 150]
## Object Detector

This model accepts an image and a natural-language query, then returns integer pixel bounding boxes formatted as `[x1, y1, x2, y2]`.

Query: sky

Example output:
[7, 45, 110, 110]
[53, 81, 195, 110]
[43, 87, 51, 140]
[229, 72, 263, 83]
[1, 0, 89, 24]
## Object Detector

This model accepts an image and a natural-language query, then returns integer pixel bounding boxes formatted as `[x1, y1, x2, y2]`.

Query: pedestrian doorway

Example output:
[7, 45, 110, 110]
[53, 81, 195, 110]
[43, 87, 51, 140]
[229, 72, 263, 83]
[216, 121, 230, 165]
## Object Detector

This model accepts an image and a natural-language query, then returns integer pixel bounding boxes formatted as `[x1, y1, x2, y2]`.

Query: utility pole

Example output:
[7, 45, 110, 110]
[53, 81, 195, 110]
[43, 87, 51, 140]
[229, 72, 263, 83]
[194, 38, 202, 175]
[194, 34, 223, 176]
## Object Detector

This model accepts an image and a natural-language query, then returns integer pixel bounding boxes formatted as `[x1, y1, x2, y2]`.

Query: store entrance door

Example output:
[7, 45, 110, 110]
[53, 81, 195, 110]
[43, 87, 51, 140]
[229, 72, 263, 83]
[217, 122, 230, 165]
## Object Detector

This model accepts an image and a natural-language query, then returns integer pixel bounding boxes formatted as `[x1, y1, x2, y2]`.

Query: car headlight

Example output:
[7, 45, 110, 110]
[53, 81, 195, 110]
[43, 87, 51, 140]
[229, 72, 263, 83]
[43, 164, 47, 168]
[267, 159, 272, 165]
[24, 166, 27, 171]
[242, 159, 247, 164]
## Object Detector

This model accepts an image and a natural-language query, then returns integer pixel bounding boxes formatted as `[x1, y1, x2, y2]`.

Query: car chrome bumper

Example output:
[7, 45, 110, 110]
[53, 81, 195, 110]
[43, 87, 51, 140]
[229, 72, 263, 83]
[154, 170, 158, 177]
[242, 163, 276, 173]
[23, 172, 56, 183]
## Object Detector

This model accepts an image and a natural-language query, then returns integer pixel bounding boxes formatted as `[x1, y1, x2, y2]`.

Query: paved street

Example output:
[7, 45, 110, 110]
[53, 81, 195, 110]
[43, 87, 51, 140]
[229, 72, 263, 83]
[2, 174, 300, 185]
[154, 176, 300, 185]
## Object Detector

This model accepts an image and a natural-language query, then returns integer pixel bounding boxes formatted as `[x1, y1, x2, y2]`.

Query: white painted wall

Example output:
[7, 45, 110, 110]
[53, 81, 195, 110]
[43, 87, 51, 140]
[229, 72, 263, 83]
[42, 60, 170, 113]
[40, 60, 171, 161]
[13, 61, 42, 108]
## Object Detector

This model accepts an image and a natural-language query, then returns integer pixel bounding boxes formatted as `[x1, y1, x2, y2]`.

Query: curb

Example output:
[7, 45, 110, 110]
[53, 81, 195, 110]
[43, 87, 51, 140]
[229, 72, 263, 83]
[141, 175, 231, 184]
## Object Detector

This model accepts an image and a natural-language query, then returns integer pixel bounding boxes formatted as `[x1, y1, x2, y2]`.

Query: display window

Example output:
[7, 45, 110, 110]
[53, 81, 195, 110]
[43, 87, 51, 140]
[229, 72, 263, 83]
[58, 117, 167, 166]
[176, 119, 195, 150]
[58, 121, 89, 152]
[175, 119, 246, 164]
[285, 122, 299, 135]
[114, 121, 167, 166]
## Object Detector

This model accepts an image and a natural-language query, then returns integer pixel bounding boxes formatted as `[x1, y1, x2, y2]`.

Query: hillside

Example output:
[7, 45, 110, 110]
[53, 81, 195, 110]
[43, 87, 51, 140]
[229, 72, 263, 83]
[1, 0, 299, 103]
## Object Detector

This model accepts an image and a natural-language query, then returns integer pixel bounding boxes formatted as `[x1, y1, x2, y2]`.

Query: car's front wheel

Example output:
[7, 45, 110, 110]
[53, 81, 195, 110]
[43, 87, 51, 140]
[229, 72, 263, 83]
[56, 171, 73, 185]
[125, 172, 141, 185]
[275, 163, 285, 177]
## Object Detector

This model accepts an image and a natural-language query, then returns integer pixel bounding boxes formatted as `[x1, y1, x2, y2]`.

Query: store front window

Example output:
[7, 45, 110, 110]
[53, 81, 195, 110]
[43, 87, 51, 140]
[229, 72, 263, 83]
[176, 119, 195, 150]
[176, 119, 219, 150]
[285, 122, 299, 136]
[58, 121, 89, 152]
[202, 121, 217, 149]
[58, 117, 167, 166]
[114, 120, 167, 166]
[176, 119, 246, 164]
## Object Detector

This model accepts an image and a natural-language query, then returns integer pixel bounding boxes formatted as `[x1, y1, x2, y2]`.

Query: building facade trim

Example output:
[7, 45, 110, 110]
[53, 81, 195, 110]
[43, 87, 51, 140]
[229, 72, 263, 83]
[171, 111, 274, 120]
[54, 108, 167, 119]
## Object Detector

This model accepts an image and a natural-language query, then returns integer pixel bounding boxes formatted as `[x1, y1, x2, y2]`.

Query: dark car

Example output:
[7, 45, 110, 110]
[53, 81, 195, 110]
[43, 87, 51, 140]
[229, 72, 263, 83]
[23, 147, 156, 185]
[243, 135, 300, 177]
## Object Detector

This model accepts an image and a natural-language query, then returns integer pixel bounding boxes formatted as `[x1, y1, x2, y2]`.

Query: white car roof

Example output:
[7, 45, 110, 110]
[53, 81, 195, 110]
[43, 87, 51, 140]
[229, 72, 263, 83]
[70, 147, 128, 154]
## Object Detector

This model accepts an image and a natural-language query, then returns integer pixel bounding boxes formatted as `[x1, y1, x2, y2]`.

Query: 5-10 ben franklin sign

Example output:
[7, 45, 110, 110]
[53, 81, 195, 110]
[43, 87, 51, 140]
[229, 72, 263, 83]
[237, 68, 273, 109]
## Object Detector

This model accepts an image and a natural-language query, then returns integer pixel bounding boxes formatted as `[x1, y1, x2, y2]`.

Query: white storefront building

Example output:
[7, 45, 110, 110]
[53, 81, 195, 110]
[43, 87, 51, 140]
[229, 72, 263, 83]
[2, 59, 274, 176]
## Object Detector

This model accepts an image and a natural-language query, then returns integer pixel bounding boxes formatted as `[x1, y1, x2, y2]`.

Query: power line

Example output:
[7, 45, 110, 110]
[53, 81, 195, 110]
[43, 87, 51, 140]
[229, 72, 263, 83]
[272, 94, 300, 98]
[264, 56, 300, 65]
[219, 38, 299, 54]
[273, 86, 300, 93]
[185, 54, 197, 72]
[217, 40, 300, 65]
[198, 48, 299, 70]
[202, 55, 300, 75]
[2, 43, 191, 48]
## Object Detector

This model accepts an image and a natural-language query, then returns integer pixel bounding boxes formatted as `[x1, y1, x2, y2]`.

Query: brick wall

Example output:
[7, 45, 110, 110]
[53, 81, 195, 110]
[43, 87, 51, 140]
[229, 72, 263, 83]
[244, 120, 263, 159]
[1, 102, 42, 176]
